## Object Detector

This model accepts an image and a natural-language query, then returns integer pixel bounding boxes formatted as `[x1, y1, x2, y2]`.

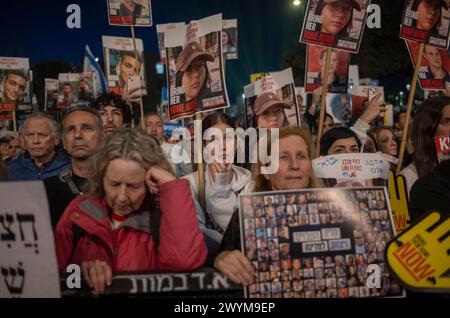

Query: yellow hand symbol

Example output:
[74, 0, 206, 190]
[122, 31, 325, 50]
[388, 171, 410, 233]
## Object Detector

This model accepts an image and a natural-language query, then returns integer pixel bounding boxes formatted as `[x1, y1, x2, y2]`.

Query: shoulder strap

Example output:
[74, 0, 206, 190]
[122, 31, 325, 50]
[58, 169, 81, 195]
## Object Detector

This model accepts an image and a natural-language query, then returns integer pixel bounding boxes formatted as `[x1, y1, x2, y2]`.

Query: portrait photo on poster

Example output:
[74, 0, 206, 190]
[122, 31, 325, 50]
[222, 19, 238, 60]
[0, 57, 30, 106]
[299, 0, 372, 53]
[305, 44, 350, 93]
[106, 0, 153, 26]
[326, 93, 353, 127]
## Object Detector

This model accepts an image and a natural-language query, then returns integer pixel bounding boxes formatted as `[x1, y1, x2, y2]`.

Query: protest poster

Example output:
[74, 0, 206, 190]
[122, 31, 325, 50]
[400, 0, 450, 49]
[326, 93, 352, 127]
[102, 35, 147, 95]
[435, 135, 450, 162]
[57, 73, 79, 108]
[156, 22, 185, 65]
[406, 40, 450, 90]
[348, 65, 360, 87]
[44, 79, 59, 113]
[106, 0, 152, 26]
[299, 0, 372, 53]
[239, 187, 404, 298]
[165, 14, 230, 120]
[222, 19, 238, 60]
[305, 44, 349, 93]
[312, 153, 391, 188]
[0, 182, 61, 298]
[244, 68, 300, 128]
[295, 87, 307, 115]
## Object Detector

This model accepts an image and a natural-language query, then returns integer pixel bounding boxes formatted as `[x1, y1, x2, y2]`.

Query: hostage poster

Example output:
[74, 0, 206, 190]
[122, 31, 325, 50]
[299, 0, 372, 53]
[156, 22, 185, 65]
[106, 0, 153, 26]
[222, 19, 238, 60]
[165, 13, 230, 120]
[239, 187, 404, 298]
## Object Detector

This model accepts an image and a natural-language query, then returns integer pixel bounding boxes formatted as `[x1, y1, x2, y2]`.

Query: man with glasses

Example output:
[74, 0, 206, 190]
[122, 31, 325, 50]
[7, 112, 70, 180]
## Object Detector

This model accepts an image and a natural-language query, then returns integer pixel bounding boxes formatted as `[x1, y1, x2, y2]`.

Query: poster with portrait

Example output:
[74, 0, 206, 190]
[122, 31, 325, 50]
[102, 35, 147, 95]
[305, 44, 350, 93]
[326, 93, 352, 127]
[239, 187, 405, 298]
[244, 68, 300, 129]
[312, 153, 390, 188]
[406, 40, 450, 90]
[222, 19, 238, 60]
[156, 22, 185, 65]
[299, 0, 372, 53]
[165, 13, 230, 120]
[57, 73, 80, 108]
[106, 0, 152, 26]
[400, 0, 450, 48]
[44, 78, 58, 113]
[295, 87, 307, 115]
[0, 57, 30, 124]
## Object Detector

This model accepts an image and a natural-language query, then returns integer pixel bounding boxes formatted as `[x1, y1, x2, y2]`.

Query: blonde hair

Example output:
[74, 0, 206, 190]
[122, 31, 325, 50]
[253, 127, 321, 192]
[84, 128, 173, 197]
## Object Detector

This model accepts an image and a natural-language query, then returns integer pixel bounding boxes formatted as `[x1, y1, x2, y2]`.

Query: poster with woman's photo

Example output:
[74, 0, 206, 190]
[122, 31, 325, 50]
[312, 153, 390, 188]
[244, 68, 300, 129]
[406, 39, 450, 90]
[222, 19, 238, 60]
[305, 44, 350, 93]
[299, 0, 371, 53]
[102, 35, 146, 95]
[400, 0, 450, 48]
[44, 78, 59, 112]
[326, 93, 352, 127]
[165, 13, 230, 120]
[106, 0, 152, 26]
[156, 22, 185, 65]
[239, 187, 405, 298]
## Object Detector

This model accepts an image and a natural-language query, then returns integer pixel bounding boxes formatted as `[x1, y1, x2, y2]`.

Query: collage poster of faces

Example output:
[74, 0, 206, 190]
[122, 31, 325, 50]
[164, 14, 230, 120]
[244, 68, 300, 129]
[406, 40, 450, 90]
[106, 0, 153, 27]
[239, 187, 405, 298]
[102, 35, 147, 95]
[299, 0, 372, 53]
[305, 44, 350, 93]
[400, 0, 450, 48]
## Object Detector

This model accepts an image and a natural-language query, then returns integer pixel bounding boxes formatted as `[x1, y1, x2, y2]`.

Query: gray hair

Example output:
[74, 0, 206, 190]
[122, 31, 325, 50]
[62, 106, 103, 130]
[20, 112, 60, 135]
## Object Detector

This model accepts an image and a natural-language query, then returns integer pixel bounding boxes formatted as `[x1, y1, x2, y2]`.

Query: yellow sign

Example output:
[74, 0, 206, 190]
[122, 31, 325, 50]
[250, 72, 271, 83]
[386, 211, 450, 293]
[388, 171, 410, 233]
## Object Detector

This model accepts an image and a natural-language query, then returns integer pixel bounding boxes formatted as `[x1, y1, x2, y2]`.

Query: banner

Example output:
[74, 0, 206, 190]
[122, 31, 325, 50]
[102, 35, 147, 95]
[156, 22, 185, 65]
[326, 93, 353, 127]
[305, 44, 349, 93]
[0, 182, 61, 298]
[106, 0, 152, 26]
[400, 0, 450, 48]
[299, 0, 372, 53]
[406, 40, 450, 90]
[313, 153, 390, 188]
[244, 68, 300, 128]
[165, 14, 230, 120]
[239, 187, 404, 298]
[44, 79, 58, 112]
[222, 19, 238, 60]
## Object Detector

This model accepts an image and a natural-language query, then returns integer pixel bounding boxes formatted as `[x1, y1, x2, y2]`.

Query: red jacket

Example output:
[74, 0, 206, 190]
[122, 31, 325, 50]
[55, 179, 207, 272]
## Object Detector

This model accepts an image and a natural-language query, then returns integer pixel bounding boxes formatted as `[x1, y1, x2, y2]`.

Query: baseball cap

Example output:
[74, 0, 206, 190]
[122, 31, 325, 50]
[176, 42, 214, 73]
[253, 92, 291, 116]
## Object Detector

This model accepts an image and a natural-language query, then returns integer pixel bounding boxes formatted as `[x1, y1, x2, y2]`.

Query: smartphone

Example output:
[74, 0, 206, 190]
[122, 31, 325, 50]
[126, 75, 141, 93]
[368, 86, 384, 102]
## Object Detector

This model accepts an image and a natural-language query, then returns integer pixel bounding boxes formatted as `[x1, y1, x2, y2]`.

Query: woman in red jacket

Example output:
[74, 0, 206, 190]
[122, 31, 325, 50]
[55, 128, 207, 293]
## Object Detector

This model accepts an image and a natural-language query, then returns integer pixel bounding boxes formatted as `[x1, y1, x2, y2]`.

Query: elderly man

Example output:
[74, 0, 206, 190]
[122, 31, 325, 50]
[44, 106, 103, 228]
[7, 112, 70, 180]
[91, 92, 133, 135]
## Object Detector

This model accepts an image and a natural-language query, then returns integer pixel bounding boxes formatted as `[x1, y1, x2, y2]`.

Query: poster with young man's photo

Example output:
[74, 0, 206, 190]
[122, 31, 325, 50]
[305, 44, 350, 93]
[156, 22, 185, 65]
[57, 73, 80, 108]
[240, 187, 405, 298]
[102, 35, 147, 95]
[299, 0, 372, 53]
[400, 0, 450, 48]
[44, 78, 59, 113]
[406, 39, 450, 89]
[165, 13, 230, 120]
[222, 19, 238, 60]
[244, 68, 300, 129]
[0, 57, 30, 125]
[106, 0, 152, 26]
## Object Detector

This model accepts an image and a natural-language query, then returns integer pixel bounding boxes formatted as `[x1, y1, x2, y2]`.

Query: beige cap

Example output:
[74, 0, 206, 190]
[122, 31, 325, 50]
[176, 41, 214, 73]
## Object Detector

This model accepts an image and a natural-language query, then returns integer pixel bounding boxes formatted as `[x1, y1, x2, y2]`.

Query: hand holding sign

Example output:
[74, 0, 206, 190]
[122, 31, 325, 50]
[388, 171, 410, 233]
[386, 211, 450, 293]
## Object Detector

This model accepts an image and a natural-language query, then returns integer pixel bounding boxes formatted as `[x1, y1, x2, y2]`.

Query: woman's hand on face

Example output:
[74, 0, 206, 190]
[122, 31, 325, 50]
[214, 250, 255, 286]
[145, 166, 176, 194]
[209, 162, 232, 182]
[81, 260, 112, 294]
[359, 93, 385, 124]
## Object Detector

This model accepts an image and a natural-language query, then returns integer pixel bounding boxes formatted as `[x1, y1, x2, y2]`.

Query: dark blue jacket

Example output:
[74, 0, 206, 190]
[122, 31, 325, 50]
[7, 151, 71, 181]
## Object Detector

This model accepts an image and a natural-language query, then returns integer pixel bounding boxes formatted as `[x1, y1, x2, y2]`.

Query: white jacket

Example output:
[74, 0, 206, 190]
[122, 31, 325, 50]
[183, 165, 253, 243]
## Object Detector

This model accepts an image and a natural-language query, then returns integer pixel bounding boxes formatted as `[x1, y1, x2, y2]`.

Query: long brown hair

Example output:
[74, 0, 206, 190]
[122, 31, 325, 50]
[252, 127, 321, 192]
